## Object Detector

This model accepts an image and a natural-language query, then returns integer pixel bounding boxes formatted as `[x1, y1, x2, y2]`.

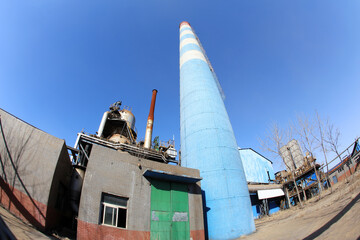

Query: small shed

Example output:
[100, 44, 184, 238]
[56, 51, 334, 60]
[76, 134, 205, 240]
[239, 148, 284, 218]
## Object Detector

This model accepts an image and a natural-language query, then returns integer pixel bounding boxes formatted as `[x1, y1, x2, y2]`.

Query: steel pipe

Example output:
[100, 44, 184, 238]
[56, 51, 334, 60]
[144, 89, 158, 149]
[97, 111, 109, 137]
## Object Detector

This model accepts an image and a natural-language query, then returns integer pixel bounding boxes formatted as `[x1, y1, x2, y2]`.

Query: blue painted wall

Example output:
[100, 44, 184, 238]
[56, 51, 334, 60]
[250, 193, 280, 219]
[239, 148, 275, 183]
[179, 22, 255, 239]
[241, 148, 281, 218]
[304, 172, 317, 186]
[268, 201, 280, 215]
[250, 194, 260, 218]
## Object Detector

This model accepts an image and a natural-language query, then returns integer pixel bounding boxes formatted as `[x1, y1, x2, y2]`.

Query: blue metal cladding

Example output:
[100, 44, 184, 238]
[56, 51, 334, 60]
[179, 22, 255, 239]
[268, 201, 280, 215]
[239, 148, 275, 183]
[250, 194, 280, 219]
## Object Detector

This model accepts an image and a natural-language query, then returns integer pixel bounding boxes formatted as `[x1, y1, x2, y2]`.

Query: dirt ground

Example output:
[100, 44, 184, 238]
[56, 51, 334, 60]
[239, 171, 360, 240]
[0, 172, 359, 240]
[0, 205, 53, 239]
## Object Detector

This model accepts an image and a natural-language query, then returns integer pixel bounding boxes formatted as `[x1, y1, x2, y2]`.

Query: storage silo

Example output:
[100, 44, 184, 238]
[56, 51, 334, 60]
[179, 21, 255, 239]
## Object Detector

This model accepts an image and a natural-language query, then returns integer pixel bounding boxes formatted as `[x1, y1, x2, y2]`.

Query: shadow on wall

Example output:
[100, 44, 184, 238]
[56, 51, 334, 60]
[0, 117, 47, 228]
[201, 190, 210, 240]
[0, 177, 44, 228]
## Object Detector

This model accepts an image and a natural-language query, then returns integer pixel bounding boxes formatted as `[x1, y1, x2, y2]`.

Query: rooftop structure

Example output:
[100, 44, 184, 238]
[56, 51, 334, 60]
[239, 148, 275, 184]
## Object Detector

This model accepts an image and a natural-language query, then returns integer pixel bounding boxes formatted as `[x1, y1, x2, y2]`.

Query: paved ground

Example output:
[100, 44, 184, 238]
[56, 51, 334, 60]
[239, 171, 360, 240]
[0, 206, 52, 240]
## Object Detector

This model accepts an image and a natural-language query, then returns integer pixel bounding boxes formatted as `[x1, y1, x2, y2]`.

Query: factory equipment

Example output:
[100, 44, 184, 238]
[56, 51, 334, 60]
[280, 139, 305, 172]
[69, 95, 177, 215]
[97, 101, 137, 144]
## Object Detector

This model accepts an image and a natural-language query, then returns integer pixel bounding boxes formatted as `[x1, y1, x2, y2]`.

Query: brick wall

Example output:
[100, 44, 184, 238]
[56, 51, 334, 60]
[0, 177, 62, 230]
[77, 220, 150, 240]
[331, 165, 357, 185]
[77, 220, 205, 240]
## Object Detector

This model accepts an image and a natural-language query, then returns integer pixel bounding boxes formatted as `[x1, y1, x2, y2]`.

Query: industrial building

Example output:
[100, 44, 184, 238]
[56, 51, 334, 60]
[239, 148, 284, 218]
[73, 97, 205, 239]
[0, 90, 205, 239]
[328, 138, 360, 185]
[0, 108, 73, 230]
[273, 138, 360, 208]
[277, 140, 322, 207]
[74, 134, 204, 239]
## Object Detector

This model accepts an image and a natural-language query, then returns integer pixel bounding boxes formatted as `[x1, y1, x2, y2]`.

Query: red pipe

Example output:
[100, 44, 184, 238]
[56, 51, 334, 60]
[144, 89, 158, 148]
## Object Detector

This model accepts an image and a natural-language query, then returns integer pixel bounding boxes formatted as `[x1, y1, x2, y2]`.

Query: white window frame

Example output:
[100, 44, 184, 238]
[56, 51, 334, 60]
[101, 195, 128, 229]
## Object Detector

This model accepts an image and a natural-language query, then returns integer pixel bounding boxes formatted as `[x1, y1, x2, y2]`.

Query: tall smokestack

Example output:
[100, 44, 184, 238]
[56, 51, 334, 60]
[179, 21, 255, 239]
[144, 89, 158, 149]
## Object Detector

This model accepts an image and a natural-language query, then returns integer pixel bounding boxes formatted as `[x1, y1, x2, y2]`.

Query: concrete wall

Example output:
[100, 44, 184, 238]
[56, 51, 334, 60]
[239, 148, 275, 183]
[77, 143, 204, 240]
[0, 108, 72, 229]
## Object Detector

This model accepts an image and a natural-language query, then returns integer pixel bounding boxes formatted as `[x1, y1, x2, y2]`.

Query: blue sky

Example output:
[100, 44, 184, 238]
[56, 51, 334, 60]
[1, 1, 359, 171]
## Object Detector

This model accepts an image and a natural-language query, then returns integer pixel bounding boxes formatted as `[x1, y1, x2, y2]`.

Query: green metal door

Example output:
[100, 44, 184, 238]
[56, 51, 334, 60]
[150, 180, 190, 240]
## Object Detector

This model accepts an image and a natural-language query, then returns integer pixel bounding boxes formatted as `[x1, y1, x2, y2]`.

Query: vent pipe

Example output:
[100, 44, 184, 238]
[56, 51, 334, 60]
[97, 111, 109, 137]
[144, 89, 158, 148]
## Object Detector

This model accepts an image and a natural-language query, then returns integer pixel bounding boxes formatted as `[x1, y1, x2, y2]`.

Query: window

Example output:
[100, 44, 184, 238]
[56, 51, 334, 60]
[337, 166, 344, 173]
[101, 193, 128, 228]
[346, 159, 352, 166]
[332, 175, 338, 184]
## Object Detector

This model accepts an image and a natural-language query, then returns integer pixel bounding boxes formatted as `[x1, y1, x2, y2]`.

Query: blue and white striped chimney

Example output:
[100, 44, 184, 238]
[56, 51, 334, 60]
[179, 21, 255, 239]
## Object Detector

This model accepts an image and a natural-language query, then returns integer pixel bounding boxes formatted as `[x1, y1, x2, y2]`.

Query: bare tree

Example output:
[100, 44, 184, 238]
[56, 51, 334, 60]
[259, 122, 303, 207]
[325, 124, 341, 158]
[295, 114, 317, 156]
[312, 111, 332, 192]
[259, 122, 297, 171]
[259, 122, 284, 167]
[325, 124, 350, 180]
[294, 114, 322, 193]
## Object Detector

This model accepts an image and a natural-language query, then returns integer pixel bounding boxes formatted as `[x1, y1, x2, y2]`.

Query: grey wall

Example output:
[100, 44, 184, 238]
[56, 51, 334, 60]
[0, 108, 71, 206]
[188, 182, 204, 231]
[78, 143, 204, 232]
[47, 143, 73, 209]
